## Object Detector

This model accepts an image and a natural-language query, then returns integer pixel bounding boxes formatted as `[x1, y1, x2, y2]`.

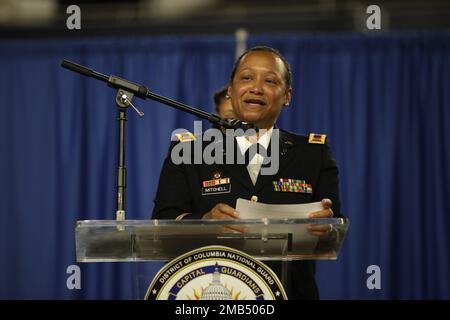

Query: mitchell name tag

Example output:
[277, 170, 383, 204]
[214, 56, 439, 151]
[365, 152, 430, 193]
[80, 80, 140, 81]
[202, 184, 231, 195]
[202, 177, 231, 195]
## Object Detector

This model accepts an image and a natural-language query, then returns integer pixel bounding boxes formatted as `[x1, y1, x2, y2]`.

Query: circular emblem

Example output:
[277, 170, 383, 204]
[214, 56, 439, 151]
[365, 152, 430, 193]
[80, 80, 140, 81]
[145, 245, 287, 300]
[213, 171, 221, 179]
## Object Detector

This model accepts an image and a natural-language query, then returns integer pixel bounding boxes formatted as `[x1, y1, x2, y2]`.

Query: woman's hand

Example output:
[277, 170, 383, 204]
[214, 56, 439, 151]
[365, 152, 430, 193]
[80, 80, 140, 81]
[307, 198, 334, 237]
[202, 203, 240, 220]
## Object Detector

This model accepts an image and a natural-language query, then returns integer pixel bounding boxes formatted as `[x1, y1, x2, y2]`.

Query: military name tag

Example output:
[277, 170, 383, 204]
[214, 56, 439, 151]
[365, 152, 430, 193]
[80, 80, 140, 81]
[202, 178, 231, 195]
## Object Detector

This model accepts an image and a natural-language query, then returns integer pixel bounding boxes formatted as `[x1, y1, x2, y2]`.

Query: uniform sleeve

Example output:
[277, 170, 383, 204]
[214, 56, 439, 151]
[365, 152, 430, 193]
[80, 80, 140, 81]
[152, 142, 193, 219]
[313, 142, 343, 217]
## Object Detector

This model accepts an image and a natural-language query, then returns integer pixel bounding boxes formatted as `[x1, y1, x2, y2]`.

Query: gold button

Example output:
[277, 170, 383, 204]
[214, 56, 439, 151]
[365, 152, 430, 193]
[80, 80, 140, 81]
[251, 195, 258, 202]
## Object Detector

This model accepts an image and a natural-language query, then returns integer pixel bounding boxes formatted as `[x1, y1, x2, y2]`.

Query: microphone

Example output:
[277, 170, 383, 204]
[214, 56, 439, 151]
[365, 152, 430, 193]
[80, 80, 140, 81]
[208, 114, 256, 131]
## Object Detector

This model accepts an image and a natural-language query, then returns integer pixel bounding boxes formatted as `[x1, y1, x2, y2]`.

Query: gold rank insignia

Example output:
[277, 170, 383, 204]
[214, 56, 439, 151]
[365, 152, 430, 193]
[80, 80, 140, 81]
[175, 131, 196, 142]
[308, 133, 327, 144]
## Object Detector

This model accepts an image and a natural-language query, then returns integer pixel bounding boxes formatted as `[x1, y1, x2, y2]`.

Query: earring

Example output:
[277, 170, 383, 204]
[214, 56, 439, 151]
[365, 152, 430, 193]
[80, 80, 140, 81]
[225, 94, 230, 99]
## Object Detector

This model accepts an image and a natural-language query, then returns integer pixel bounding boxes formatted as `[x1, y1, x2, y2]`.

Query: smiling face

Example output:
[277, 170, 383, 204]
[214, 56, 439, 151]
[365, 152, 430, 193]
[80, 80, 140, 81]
[227, 50, 292, 129]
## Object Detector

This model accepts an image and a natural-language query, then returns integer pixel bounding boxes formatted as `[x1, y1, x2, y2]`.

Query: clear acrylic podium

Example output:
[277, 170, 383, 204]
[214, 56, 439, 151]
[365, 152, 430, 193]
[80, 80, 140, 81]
[75, 218, 349, 299]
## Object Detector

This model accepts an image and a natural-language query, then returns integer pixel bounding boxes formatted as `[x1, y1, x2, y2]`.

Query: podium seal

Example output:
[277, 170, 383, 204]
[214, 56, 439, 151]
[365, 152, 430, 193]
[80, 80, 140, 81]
[145, 245, 287, 300]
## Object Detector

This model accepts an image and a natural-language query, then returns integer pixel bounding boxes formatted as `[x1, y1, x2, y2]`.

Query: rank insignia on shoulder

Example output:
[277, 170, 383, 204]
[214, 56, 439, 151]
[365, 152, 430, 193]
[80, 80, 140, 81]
[175, 131, 196, 142]
[308, 133, 327, 144]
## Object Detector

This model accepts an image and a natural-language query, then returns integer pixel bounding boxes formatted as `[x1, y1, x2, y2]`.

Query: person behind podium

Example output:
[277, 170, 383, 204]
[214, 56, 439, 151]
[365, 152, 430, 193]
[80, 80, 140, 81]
[213, 85, 236, 119]
[152, 46, 342, 300]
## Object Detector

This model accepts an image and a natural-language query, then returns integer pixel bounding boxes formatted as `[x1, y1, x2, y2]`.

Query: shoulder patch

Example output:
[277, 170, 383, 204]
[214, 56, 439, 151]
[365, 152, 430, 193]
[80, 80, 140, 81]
[308, 133, 327, 144]
[175, 131, 196, 142]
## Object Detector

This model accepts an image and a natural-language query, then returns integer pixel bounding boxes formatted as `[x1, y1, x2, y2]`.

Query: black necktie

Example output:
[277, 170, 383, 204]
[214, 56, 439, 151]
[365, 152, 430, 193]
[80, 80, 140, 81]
[244, 143, 269, 166]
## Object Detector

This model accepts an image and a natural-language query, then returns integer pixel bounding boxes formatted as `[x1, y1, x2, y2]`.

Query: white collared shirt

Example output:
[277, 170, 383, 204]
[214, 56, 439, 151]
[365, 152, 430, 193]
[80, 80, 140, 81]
[236, 127, 274, 185]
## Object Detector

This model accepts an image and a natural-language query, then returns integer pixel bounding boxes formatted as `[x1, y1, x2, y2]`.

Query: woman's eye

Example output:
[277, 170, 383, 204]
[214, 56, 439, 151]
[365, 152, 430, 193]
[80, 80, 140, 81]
[266, 79, 277, 84]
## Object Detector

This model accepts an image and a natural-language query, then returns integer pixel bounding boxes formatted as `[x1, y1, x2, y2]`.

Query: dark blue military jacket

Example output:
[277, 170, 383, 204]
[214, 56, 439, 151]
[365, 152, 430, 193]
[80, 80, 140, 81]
[153, 128, 342, 299]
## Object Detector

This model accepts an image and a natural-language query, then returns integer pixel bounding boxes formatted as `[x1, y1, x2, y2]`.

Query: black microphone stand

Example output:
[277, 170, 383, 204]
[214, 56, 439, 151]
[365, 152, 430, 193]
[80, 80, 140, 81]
[61, 60, 255, 220]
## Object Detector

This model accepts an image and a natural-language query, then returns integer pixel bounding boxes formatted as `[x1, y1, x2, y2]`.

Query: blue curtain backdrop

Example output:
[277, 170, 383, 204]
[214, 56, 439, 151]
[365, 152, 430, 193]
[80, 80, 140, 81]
[0, 32, 449, 299]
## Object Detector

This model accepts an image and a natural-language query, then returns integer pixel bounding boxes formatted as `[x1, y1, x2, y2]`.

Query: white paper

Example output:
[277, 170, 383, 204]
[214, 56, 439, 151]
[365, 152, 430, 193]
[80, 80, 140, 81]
[236, 198, 323, 219]
[235, 198, 323, 254]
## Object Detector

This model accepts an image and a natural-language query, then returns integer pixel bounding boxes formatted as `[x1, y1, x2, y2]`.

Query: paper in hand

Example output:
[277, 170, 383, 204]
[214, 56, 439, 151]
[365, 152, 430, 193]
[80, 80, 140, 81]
[236, 198, 323, 219]
[235, 198, 322, 254]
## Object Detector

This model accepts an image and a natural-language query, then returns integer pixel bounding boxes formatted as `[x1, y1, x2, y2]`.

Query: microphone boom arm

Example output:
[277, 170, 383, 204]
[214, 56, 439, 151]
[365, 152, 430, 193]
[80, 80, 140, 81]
[61, 59, 255, 130]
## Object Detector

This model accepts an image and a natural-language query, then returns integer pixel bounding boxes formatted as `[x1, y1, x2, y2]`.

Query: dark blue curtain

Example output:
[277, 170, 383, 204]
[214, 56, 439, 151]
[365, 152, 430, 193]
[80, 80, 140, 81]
[0, 33, 449, 299]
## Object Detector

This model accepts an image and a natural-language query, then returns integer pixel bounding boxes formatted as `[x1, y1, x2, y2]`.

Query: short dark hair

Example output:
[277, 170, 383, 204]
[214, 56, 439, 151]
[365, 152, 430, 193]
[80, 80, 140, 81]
[213, 86, 228, 114]
[229, 46, 292, 91]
